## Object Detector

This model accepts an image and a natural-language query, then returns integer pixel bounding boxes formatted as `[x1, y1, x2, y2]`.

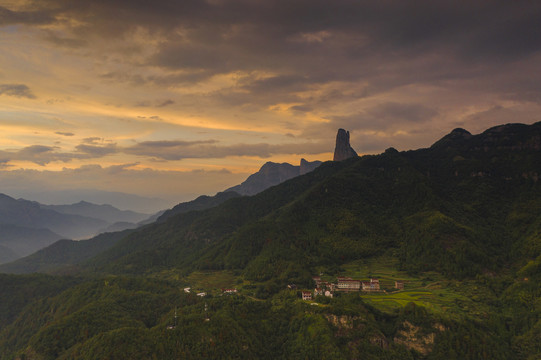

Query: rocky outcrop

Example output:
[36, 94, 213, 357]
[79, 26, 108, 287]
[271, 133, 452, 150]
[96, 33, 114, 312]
[225, 162, 300, 196]
[325, 314, 362, 330]
[333, 129, 358, 161]
[225, 159, 322, 196]
[300, 158, 322, 175]
[393, 321, 440, 355]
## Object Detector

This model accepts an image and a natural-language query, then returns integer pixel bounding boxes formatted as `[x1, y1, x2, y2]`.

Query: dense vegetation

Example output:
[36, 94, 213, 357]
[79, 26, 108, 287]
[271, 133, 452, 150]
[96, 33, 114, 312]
[0, 122, 540, 359]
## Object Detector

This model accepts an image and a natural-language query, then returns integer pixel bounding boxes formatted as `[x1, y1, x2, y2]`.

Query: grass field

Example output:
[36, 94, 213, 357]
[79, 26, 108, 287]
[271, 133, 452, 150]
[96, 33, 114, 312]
[184, 270, 239, 293]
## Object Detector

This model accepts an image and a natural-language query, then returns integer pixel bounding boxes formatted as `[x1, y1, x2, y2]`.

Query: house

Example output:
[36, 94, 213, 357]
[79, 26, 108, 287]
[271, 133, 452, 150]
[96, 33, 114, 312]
[302, 291, 312, 300]
[395, 281, 404, 290]
[328, 283, 336, 291]
[183, 287, 191, 293]
[287, 284, 297, 289]
[324, 290, 333, 298]
[337, 278, 361, 291]
[223, 288, 238, 294]
[312, 276, 322, 287]
[362, 279, 380, 292]
[314, 287, 323, 296]
[197, 292, 207, 297]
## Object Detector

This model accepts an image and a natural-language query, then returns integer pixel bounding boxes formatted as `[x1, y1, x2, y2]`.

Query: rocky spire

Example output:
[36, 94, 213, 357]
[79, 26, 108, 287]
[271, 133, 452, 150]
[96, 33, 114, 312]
[333, 129, 358, 161]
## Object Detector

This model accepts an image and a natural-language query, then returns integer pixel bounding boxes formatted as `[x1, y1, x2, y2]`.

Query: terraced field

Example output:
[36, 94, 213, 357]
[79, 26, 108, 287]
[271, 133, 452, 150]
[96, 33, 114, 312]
[332, 257, 494, 319]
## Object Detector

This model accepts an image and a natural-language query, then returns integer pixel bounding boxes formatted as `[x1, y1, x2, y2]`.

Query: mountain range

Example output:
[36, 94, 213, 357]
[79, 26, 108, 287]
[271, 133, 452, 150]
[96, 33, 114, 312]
[0, 196, 153, 264]
[0, 123, 540, 359]
[0, 156, 322, 269]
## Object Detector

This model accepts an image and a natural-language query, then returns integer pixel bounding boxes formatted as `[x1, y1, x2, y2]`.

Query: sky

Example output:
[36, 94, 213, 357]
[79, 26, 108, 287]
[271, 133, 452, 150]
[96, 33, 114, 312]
[0, 0, 540, 212]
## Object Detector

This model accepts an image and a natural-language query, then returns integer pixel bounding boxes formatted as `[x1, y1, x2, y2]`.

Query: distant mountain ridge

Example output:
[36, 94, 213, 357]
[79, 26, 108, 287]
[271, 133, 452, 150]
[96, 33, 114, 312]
[0, 230, 132, 274]
[0, 157, 319, 271]
[0, 194, 156, 265]
[0, 194, 107, 240]
[42, 201, 149, 223]
[225, 158, 322, 196]
[0, 224, 61, 260]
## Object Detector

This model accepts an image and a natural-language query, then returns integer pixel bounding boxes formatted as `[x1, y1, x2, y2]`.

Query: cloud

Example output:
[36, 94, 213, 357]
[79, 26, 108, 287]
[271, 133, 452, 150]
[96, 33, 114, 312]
[0, 132, 331, 168]
[0, 84, 36, 99]
[55, 131, 75, 136]
[0, 5, 55, 26]
[82, 137, 103, 144]
[42, 30, 87, 48]
[0, 164, 250, 208]
[0, 145, 69, 165]
[75, 143, 118, 157]
[327, 102, 438, 132]
[124, 139, 328, 160]
[156, 99, 175, 107]
[2, 0, 541, 165]
[6, 0, 536, 123]
[0, 139, 119, 166]
[134, 99, 176, 108]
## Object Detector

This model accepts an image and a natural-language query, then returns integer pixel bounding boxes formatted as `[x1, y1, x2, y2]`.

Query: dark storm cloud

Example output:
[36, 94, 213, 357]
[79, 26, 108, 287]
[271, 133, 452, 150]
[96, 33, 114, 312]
[15, 1, 541, 65]
[0, 84, 36, 99]
[367, 102, 438, 125]
[43, 30, 87, 48]
[5, 0, 541, 130]
[22, 1, 541, 60]
[0, 5, 55, 25]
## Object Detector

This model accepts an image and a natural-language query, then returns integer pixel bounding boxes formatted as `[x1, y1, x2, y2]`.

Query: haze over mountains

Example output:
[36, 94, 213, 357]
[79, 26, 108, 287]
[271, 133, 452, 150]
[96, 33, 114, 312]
[0, 195, 153, 264]
[0, 147, 326, 267]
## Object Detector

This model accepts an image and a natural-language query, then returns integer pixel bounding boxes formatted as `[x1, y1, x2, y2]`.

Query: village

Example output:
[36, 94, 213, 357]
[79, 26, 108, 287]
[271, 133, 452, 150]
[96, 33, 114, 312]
[297, 276, 405, 301]
[180, 273, 407, 303]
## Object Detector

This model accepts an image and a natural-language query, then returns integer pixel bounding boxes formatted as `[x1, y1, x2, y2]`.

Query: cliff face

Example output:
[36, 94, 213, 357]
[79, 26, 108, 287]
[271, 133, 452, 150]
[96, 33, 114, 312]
[333, 129, 358, 161]
[299, 158, 322, 175]
[225, 159, 322, 196]
[225, 162, 299, 196]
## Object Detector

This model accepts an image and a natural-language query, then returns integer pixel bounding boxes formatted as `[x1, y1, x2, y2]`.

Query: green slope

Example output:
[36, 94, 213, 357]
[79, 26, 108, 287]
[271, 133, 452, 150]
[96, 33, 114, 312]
[85, 122, 541, 283]
[1, 122, 541, 359]
[0, 230, 133, 274]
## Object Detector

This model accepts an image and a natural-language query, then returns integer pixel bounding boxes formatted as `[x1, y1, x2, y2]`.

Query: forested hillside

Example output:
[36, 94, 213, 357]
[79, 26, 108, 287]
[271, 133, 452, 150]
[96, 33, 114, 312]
[0, 122, 540, 359]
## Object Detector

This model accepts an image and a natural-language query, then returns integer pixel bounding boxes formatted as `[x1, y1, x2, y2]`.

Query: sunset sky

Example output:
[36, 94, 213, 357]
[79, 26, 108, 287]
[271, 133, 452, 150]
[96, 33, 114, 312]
[1, 0, 540, 211]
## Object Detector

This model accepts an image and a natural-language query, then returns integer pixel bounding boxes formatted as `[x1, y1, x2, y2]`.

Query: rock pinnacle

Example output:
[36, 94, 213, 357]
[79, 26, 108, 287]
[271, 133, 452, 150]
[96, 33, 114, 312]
[333, 129, 358, 161]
